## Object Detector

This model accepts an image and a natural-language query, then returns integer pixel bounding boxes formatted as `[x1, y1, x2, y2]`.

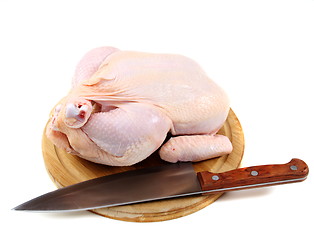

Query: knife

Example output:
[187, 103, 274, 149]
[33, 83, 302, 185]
[13, 158, 308, 212]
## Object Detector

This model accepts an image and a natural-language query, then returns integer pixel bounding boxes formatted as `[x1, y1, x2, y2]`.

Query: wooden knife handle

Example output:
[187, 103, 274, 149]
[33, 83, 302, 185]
[197, 158, 309, 195]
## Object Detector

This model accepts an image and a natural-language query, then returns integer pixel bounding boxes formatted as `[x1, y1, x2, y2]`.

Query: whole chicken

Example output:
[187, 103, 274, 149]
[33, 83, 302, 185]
[46, 47, 233, 166]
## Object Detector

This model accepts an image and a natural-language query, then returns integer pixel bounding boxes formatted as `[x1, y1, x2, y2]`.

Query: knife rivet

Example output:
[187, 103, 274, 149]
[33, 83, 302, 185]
[212, 175, 219, 181]
[251, 170, 259, 176]
[290, 165, 298, 171]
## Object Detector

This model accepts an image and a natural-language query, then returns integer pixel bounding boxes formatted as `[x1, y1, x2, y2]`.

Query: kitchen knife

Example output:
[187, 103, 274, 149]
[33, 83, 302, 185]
[13, 158, 308, 212]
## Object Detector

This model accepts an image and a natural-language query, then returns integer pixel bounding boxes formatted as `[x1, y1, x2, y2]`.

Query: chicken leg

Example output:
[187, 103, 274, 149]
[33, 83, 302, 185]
[159, 134, 233, 163]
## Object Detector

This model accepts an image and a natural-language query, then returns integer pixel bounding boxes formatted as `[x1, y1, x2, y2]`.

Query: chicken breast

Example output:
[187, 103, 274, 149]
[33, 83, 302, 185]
[46, 47, 232, 166]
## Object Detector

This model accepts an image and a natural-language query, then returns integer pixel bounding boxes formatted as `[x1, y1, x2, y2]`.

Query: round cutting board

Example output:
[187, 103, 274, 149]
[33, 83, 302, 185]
[42, 108, 244, 222]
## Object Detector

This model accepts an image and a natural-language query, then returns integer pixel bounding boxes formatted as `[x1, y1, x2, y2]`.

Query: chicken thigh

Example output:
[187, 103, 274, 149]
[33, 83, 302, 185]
[46, 47, 232, 166]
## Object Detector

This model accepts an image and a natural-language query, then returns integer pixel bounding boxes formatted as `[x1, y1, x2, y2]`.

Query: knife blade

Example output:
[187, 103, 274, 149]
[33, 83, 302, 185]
[13, 158, 308, 212]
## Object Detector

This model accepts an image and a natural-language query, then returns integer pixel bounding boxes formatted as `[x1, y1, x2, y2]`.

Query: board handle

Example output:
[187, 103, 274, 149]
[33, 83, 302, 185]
[197, 158, 309, 195]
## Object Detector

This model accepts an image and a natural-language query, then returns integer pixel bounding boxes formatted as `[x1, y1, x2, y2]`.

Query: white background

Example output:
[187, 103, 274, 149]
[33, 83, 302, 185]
[1, 0, 313, 239]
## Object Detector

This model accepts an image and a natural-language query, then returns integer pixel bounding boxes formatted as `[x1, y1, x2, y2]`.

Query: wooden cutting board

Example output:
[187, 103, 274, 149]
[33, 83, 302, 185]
[42, 108, 244, 222]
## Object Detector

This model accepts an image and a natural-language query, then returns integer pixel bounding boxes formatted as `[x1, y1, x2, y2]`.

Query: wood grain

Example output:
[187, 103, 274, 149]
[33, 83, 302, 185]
[197, 158, 309, 194]
[42, 108, 244, 222]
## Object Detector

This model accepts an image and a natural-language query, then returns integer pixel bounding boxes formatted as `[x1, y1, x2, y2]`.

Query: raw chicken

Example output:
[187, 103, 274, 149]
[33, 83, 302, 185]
[46, 47, 233, 166]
